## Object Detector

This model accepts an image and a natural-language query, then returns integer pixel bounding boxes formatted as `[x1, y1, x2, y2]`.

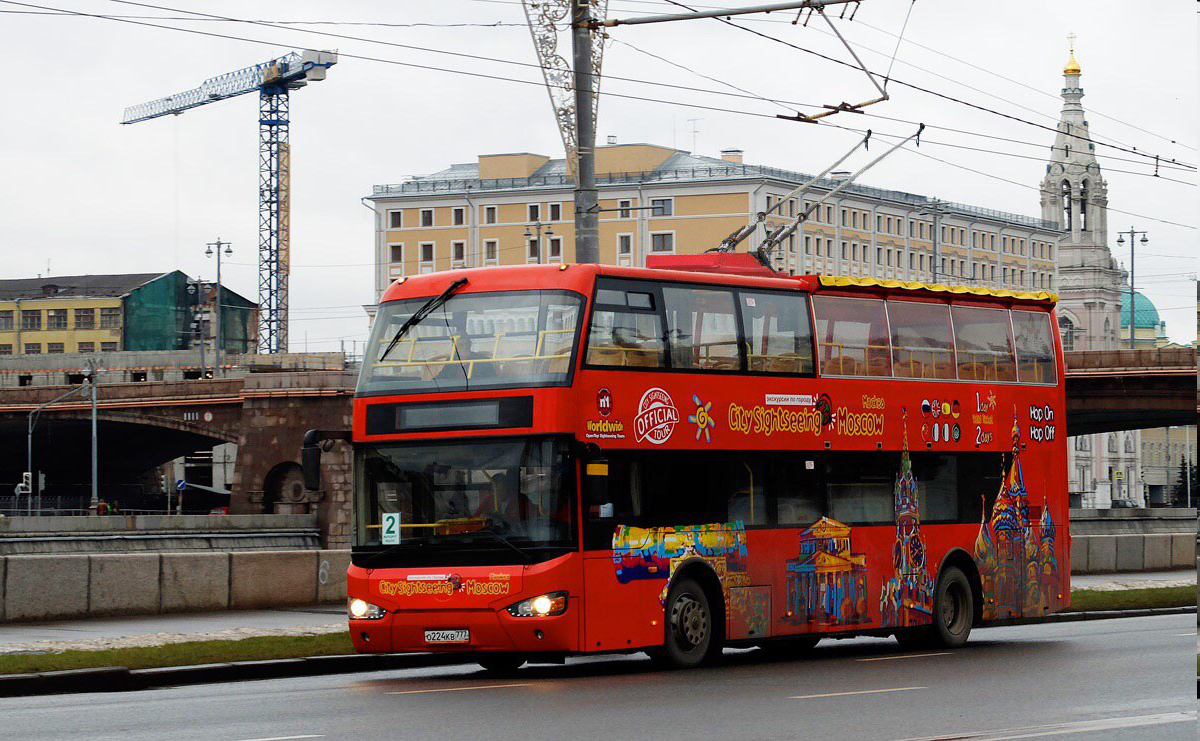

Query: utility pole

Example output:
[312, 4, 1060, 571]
[1115, 227, 1148, 349]
[206, 239, 232, 375]
[86, 357, 99, 511]
[920, 198, 945, 284]
[571, 0, 599, 264]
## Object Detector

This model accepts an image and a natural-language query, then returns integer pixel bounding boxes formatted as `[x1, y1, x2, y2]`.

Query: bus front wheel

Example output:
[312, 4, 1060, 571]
[660, 577, 715, 669]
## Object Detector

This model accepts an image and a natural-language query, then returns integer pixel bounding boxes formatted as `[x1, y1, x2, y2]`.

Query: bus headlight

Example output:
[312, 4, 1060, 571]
[348, 598, 386, 620]
[506, 591, 568, 617]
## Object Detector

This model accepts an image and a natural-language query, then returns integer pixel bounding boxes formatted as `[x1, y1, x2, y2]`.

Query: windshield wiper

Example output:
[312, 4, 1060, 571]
[379, 277, 469, 361]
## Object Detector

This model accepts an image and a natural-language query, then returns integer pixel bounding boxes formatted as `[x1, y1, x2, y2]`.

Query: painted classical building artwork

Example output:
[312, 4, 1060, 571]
[880, 421, 936, 627]
[975, 418, 1059, 620]
[784, 517, 869, 627]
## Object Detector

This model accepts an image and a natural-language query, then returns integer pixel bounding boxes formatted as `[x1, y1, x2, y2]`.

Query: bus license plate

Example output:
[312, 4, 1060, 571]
[424, 629, 469, 644]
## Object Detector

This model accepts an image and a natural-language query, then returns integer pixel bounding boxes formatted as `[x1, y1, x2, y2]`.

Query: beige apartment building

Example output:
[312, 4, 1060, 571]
[367, 143, 1060, 303]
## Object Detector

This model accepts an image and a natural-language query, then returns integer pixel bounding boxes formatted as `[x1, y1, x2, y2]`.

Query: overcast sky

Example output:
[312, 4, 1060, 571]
[1, 0, 1195, 351]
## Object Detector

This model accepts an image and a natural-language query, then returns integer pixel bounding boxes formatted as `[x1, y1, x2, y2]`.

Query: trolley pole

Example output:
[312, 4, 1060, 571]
[206, 239, 231, 376]
[87, 357, 99, 510]
[571, 0, 599, 264]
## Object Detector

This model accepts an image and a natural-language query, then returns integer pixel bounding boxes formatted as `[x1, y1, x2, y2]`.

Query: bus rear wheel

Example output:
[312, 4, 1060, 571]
[660, 577, 715, 669]
[895, 566, 974, 650]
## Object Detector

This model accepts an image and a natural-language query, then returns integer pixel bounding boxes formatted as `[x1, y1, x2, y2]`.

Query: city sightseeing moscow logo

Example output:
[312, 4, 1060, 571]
[635, 387, 679, 445]
[689, 394, 715, 443]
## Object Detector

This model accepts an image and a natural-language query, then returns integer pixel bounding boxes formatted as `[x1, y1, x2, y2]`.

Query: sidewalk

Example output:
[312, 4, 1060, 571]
[1072, 569, 1195, 591]
[0, 605, 344, 655]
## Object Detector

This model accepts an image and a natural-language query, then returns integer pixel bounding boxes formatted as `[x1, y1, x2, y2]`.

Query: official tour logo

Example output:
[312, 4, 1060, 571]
[635, 387, 679, 445]
[597, 387, 613, 417]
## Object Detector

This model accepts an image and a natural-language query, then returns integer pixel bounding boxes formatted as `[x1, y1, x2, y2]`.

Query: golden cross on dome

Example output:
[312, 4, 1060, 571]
[1067, 32, 1076, 53]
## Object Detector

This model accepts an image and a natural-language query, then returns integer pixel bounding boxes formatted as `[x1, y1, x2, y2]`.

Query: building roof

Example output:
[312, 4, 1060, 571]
[373, 149, 1059, 231]
[1120, 290, 1161, 329]
[0, 273, 164, 301]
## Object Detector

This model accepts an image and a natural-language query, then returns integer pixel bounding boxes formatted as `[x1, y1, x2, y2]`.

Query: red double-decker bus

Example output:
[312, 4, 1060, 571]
[320, 256, 1068, 671]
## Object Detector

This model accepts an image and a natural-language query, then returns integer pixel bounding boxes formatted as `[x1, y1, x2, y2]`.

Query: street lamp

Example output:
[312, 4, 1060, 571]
[205, 239, 232, 375]
[524, 222, 554, 265]
[1115, 229, 1148, 349]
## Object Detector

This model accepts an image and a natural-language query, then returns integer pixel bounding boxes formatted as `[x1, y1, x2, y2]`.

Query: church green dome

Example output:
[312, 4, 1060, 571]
[1119, 290, 1160, 329]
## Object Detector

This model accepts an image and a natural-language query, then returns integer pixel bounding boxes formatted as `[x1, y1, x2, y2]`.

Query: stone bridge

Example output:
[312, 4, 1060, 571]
[1063, 347, 1197, 436]
[0, 372, 355, 547]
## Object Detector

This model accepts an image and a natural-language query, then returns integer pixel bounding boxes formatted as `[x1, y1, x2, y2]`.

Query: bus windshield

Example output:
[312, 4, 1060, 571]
[354, 437, 576, 565]
[358, 289, 584, 396]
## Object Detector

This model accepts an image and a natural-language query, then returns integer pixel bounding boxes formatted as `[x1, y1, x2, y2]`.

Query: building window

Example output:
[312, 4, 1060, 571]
[483, 239, 498, 264]
[77, 342, 94, 353]
[618, 234, 632, 256]
[21, 310, 41, 331]
[0, 344, 10, 355]
[388, 210, 403, 228]
[527, 238, 540, 262]
[74, 308, 95, 329]
[804, 235, 812, 254]
[46, 309, 67, 329]
[389, 244, 404, 263]
[650, 198, 673, 217]
[851, 211, 858, 229]
[24, 343, 41, 354]
[101, 342, 118, 352]
[549, 203, 562, 221]
[825, 239, 833, 257]
[618, 199, 632, 218]
[419, 242, 435, 272]
[876, 215, 883, 232]
[100, 307, 120, 329]
[0, 310, 11, 331]
[528, 203, 541, 222]
[787, 199, 796, 217]
[47, 342, 64, 354]
[877, 247, 884, 265]
[841, 241, 848, 259]
[548, 236, 563, 261]
[452, 207, 465, 226]
[451, 240, 466, 265]
[420, 209, 434, 227]
[650, 232, 674, 253]
[484, 205, 497, 224]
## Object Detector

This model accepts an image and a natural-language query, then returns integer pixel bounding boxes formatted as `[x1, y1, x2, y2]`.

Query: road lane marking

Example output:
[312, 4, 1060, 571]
[893, 710, 1197, 740]
[1174, 632, 1195, 636]
[388, 683, 532, 695]
[856, 652, 952, 662]
[234, 736, 325, 741]
[790, 686, 925, 700]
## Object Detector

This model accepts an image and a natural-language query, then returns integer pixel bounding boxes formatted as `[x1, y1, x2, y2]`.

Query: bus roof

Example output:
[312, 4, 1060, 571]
[378, 261, 1056, 307]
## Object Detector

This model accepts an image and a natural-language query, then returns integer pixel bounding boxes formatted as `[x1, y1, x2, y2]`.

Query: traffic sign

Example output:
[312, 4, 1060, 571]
[175, 479, 187, 491]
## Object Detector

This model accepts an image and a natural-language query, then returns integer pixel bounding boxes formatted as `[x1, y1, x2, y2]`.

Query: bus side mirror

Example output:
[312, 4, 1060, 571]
[301, 429, 351, 492]
[302, 443, 322, 492]
[583, 459, 612, 518]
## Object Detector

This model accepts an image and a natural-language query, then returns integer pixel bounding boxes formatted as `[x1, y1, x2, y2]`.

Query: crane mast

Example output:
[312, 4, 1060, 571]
[123, 50, 336, 354]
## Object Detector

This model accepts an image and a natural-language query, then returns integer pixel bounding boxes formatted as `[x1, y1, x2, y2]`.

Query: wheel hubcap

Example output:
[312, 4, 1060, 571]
[942, 582, 967, 634]
[671, 593, 708, 649]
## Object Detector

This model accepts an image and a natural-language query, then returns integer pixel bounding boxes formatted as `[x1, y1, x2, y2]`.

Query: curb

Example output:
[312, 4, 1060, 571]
[0, 607, 1194, 698]
[986, 605, 1195, 627]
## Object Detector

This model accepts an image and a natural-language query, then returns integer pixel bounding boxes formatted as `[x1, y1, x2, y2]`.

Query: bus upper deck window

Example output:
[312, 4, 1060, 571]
[812, 295, 892, 377]
[951, 306, 1016, 382]
[1012, 310, 1057, 384]
[887, 300, 955, 380]
[586, 281, 665, 368]
[739, 291, 814, 375]
[662, 286, 740, 372]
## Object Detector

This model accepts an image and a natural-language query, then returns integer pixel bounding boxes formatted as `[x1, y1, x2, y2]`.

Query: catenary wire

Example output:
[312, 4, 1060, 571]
[7, 0, 1192, 230]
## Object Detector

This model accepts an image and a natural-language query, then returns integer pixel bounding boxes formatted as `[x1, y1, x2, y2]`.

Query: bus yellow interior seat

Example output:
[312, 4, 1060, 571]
[866, 356, 892, 377]
[994, 361, 1017, 382]
[894, 358, 923, 378]
[624, 348, 663, 368]
[586, 346, 626, 366]
[768, 354, 804, 373]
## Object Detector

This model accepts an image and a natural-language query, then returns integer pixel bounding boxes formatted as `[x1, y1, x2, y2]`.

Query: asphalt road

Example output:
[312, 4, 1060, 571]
[1, 614, 1194, 741]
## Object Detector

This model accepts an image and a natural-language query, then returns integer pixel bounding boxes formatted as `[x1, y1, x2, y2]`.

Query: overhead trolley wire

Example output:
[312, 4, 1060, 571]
[7, 0, 1192, 230]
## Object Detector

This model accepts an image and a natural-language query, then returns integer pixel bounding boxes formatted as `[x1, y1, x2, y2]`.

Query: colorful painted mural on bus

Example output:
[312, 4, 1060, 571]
[784, 517, 869, 627]
[612, 521, 748, 586]
[880, 416, 936, 628]
[975, 416, 1060, 620]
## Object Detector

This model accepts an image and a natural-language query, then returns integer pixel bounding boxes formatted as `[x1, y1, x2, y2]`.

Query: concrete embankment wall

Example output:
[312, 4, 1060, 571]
[1069, 534, 1194, 575]
[0, 515, 322, 555]
[0, 549, 350, 622]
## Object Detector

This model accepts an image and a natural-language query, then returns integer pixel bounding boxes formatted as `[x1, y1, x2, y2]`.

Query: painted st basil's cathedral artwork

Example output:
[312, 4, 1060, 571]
[974, 416, 1061, 620]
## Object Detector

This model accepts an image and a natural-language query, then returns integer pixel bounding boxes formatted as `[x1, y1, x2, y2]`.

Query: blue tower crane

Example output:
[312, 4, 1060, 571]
[123, 50, 337, 354]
